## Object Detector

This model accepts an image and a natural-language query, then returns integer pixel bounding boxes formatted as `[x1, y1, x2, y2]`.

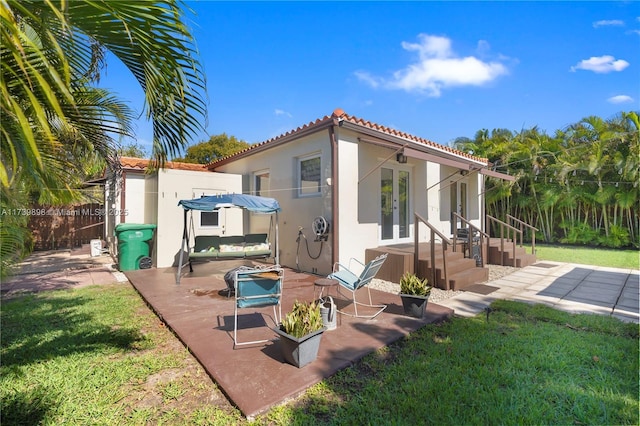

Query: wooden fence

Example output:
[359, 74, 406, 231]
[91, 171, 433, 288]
[27, 204, 105, 250]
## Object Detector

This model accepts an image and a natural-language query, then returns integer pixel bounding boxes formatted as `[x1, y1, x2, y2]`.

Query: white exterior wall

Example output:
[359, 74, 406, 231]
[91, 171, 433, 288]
[212, 125, 487, 277]
[336, 129, 369, 268]
[153, 169, 242, 268]
[424, 161, 443, 240]
[124, 173, 146, 224]
[144, 174, 158, 225]
[427, 165, 484, 236]
[338, 129, 431, 266]
[215, 132, 333, 275]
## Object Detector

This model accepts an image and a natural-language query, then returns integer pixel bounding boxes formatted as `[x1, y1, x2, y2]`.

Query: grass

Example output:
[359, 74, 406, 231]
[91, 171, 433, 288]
[535, 244, 639, 269]
[3, 286, 638, 425]
[273, 301, 638, 425]
[2, 245, 639, 424]
[0, 284, 243, 425]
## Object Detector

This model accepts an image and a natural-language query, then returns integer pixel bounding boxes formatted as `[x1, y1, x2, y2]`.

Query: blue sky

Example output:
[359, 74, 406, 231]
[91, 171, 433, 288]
[102, 1, 640, 157]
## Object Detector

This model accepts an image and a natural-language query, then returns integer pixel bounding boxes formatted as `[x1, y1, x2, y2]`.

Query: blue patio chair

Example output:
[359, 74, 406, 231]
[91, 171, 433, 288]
[233, 265, 283, 348]
[328, 253, 388, 319]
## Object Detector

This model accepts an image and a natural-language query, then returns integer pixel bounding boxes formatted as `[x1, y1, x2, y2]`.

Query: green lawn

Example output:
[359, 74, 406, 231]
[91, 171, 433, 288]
[535, 244, 639, 269]
[269, 301, 638, 425]
[0, 285, 243, 425]
[2, 246, 638, 424]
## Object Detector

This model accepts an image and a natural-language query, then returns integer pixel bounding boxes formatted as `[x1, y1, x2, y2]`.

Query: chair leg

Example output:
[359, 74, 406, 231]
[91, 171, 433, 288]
[336, 286, 386, 319]
[234, 307, 280, 348]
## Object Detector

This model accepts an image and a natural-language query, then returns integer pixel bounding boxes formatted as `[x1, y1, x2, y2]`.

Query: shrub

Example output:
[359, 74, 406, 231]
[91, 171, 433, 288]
[400, 272, 431, 297]
[281, 300, 324, 338]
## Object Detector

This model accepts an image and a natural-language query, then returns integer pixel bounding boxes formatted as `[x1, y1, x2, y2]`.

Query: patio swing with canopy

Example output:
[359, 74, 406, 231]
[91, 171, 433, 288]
[176, 194, 281, 284]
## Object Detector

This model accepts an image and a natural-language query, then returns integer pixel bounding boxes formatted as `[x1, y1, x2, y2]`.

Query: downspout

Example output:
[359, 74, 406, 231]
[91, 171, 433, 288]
[328, 125, 339, 268]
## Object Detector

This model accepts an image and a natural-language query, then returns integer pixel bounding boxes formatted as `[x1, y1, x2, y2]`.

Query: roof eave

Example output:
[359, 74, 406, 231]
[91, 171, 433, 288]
[207, 117, 337, 170]
[339, 120, 488, 167]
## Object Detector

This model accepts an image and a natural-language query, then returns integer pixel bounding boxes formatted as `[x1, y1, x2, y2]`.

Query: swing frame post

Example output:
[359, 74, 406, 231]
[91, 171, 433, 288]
[176, 209, 190, 284]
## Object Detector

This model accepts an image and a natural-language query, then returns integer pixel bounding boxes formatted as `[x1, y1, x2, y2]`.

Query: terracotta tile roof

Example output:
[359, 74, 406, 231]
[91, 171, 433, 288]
[207, 108, 487, 168]
[120, 156, 208, 172]
[335, 109, 488, 163]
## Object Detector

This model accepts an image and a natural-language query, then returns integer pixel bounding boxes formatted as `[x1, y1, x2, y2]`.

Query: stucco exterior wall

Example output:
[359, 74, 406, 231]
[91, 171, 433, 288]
[124, 173, 146, 224]
[215, 131, 334, 275]
[211, 124, 487, 277]
[144, 174, 158, 225]
[153, 169, 242, 268]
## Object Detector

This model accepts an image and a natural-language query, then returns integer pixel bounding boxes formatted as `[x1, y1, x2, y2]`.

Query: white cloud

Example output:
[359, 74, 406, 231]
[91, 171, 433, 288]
[607, 95, 634, 104]
[354, 71, 382, 88]
[476, 40, 491, 56]
[570, 55, 629, 73]
[274, 109, 292, 118]
[355, 34, 509, 97]
[593, 19, 624, 28]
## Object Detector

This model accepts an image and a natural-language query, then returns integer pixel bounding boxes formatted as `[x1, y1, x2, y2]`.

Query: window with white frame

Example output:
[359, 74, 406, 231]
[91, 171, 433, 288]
[200, 211, 219, 227]
[254, 170, 270, 196]
[298, 154, 321, 197]
[193, 189, 223, 228]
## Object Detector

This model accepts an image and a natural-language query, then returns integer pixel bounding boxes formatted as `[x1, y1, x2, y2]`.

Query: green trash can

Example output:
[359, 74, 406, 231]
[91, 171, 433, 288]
[115, 223, 157, 271]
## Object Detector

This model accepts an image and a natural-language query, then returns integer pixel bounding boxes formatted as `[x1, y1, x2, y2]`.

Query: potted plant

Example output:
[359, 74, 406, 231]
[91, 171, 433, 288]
[399, 272, 431, 318]
[273, 300, 327, 368]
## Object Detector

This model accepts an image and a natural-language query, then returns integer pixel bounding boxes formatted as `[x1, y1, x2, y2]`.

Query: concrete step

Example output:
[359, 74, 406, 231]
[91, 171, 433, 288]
[418, 258, 484, 289]
[418, 251, 465, 267]
[488, 245, 536, 267]
[516, 253, 537, 267]
[448, 267, 490, 291]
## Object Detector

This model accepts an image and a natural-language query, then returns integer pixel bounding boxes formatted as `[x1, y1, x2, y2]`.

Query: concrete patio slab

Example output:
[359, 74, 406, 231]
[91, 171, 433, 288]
[124, 260, 453, 418]
[438, 262, 639, 323]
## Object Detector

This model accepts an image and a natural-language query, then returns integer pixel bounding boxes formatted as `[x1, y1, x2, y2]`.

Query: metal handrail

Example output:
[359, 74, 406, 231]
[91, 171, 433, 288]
[451, 212, 488, 267]
[415, 213, 453, 290]
[485, 215, 522, 266]
[507, 214, 538, 255]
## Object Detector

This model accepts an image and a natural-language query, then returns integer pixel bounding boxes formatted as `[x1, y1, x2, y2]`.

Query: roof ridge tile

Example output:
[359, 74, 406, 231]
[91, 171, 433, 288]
[207, 108, 488, 166]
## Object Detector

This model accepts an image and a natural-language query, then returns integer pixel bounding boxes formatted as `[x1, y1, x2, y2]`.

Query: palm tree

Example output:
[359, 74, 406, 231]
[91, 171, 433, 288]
[2, 0, 206, 189]
[1, 0, 207, 275]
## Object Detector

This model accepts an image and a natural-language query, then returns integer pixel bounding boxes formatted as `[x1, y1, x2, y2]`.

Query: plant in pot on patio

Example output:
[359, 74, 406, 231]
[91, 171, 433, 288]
[399, 272, 432, 318]
[273, 300, 327, 368]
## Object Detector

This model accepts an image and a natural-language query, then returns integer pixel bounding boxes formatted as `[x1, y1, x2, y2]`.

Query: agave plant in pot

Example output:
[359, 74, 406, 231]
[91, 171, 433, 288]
[273, 300, 327, 368]
[399, 272, 431, 318]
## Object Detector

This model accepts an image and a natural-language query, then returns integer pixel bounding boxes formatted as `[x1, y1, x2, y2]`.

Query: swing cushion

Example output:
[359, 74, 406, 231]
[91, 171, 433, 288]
[218, 235, 246, 258]
[189, 234, 271, 260]
[190, 235, 221, 258]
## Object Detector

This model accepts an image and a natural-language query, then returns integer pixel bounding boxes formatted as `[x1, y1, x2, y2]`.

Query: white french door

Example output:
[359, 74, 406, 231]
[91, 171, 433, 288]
[380, 167, 411, 244]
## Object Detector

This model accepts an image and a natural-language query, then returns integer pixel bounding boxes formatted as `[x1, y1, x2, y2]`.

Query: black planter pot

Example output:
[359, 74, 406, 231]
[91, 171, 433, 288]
[273, 326, 326, 368]
[400, 294, 430, 318]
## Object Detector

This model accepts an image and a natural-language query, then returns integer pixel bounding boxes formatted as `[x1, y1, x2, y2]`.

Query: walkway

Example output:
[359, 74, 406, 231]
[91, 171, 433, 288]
[437, 262, 639, 323]
[1, 248, 126, 299]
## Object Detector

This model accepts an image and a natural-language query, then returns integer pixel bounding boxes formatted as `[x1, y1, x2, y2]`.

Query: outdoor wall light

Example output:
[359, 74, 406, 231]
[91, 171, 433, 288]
[396, 153, 408, 164]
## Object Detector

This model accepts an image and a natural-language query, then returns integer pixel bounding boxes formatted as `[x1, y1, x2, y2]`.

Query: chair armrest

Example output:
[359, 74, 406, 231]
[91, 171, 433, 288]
[348, 257, 365, 270]
[332, 261, 350, 273]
